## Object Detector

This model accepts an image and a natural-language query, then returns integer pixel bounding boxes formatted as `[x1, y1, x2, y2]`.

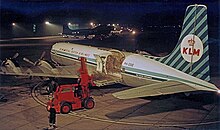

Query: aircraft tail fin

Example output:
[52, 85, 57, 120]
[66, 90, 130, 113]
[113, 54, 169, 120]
[152, 4, 210, 81]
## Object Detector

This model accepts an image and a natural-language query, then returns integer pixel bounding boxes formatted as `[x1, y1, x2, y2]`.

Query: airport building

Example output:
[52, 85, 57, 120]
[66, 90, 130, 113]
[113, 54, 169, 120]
[0, 22, 91, 39]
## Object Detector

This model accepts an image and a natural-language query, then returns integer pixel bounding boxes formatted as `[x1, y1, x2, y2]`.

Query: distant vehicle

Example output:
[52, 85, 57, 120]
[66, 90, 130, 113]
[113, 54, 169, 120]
[61, 25, 114, 40]
[1, 4, 219, 99]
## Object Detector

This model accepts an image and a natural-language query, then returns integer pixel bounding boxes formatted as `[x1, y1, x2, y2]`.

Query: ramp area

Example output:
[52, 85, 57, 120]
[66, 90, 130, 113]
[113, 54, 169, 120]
[0, 79, 219, 130]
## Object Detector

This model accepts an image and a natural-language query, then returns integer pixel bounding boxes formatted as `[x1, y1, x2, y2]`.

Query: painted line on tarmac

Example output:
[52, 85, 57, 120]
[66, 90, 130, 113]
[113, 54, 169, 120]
[31, 82, 48, 107]
[32, 82, 220, 127]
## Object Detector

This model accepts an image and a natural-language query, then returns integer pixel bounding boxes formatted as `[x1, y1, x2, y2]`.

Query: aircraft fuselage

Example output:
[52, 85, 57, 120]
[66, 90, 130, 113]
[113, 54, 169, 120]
[50, 42, 217, 92]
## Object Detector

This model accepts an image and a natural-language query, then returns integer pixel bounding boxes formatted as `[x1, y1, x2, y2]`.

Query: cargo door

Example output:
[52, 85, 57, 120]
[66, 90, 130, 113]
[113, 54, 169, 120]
[94, 53, 109, 74]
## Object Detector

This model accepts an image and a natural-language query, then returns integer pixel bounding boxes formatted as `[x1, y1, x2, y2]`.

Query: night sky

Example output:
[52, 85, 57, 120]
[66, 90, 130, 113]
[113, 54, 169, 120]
[1, 0, 219, 26]
[0, 0, 219, 75]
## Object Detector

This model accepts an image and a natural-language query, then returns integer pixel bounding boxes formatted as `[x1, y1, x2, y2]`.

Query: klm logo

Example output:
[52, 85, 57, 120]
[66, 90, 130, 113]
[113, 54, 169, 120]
[182, 39, 201, 56]
[180, 35, 203, 63]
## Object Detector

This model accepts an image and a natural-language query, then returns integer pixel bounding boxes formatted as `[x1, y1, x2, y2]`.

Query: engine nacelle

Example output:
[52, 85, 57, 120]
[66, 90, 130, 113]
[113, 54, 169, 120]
[1, 59, 21, 74]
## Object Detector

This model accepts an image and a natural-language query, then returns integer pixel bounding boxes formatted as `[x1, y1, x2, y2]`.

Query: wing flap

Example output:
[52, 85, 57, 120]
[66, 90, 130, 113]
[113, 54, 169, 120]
[113, 81, 196, 99]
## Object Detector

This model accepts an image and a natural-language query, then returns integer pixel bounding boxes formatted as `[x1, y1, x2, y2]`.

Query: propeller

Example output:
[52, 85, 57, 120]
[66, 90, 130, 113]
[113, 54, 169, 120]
[23, 51, 46, 66]
[23, 57, 35, 65]
[12, 53, 19, 59]
[40, 51, 45, 60]
[1, 53, 19, 66]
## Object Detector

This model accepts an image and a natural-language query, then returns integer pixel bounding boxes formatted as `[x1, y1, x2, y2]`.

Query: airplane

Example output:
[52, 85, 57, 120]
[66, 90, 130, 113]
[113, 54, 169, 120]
[62, 24, 114, 40]
[0, 4, 219, 99]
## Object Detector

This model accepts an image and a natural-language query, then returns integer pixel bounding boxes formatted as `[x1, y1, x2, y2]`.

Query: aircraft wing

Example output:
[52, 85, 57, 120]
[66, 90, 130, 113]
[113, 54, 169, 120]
[112, 81, 199, 99]
[0, 65, 79, 78]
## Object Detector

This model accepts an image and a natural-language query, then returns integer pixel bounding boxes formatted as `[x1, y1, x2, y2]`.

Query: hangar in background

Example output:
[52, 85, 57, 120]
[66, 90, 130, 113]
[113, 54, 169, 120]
[0, 22, 90, 39]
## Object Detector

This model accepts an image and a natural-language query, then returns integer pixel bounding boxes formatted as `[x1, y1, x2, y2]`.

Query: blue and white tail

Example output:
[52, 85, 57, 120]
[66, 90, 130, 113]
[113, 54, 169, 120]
[152, 4, 210, 81]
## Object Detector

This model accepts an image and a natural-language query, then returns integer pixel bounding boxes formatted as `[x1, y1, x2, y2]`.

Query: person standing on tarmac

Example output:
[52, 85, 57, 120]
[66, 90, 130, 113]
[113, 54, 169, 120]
[49, 104, 57, 129]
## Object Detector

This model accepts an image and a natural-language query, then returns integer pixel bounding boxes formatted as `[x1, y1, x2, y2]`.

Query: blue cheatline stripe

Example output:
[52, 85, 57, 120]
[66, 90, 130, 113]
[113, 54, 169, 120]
[122, 66, 216, 91]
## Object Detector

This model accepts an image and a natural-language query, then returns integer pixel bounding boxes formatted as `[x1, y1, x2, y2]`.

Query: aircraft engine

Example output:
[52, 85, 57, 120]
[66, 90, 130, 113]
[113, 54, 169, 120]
[1, 53, 21, 74]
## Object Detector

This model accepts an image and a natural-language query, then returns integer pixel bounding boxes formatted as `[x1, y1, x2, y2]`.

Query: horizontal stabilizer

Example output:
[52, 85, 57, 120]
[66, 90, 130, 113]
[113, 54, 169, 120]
[113, 81, 197, 99]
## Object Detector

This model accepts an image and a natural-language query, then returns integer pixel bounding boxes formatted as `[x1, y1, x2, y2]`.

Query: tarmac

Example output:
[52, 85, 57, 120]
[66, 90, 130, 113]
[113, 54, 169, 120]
[0, 78, 219, 130]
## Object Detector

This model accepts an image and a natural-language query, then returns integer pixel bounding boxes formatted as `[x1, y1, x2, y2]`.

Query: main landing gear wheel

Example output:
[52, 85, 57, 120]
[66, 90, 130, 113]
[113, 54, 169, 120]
[84, 97, 95, 109]
[61, 103, 71, 114]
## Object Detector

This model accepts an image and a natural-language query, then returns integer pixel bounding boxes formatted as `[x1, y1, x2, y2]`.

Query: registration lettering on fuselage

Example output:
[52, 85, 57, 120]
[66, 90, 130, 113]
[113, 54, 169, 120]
[124, 62, 134, 67]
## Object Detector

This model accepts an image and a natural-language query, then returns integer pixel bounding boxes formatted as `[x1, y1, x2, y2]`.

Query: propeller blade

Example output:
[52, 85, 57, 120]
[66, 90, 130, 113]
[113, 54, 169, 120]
[12, 53, 19, 59]
[34, 60, 40, 66]
[23, 57, 35, 65]
[40, 51, 46, 60]
[0, 59, 3, 66]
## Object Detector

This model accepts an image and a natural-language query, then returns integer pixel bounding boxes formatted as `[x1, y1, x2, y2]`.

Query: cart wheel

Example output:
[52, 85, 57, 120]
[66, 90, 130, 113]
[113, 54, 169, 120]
[61, 103, 71, 114]
[84, 98, 95, 109]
